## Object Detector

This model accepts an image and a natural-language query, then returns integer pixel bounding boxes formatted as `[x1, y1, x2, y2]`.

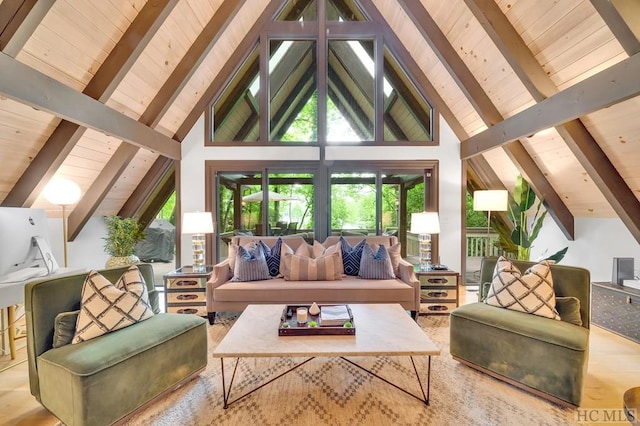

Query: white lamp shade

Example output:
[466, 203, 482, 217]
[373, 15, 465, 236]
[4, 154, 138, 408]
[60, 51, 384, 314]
[410, 212, 440, 234]
[43, 179, 82, 206]
[182, 212, 214, 234]
[473, 190, 508, 212]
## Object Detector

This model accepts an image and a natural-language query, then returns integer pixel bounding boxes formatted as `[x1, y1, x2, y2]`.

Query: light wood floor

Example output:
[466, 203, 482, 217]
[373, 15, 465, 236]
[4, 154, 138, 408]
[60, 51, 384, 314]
[1, 287, 638, 425]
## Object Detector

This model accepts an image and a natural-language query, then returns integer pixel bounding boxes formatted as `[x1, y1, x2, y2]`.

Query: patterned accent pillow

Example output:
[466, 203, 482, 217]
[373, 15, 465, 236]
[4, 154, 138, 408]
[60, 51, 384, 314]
[358, 243, 395, 279]
[72, 266, 154, 344]
[232, 243, 270, 282]
[258, 238, 283, 276]
[339, 237, 366, 276]
[282, 252, 342, 281]
[484, 256, 560, 320]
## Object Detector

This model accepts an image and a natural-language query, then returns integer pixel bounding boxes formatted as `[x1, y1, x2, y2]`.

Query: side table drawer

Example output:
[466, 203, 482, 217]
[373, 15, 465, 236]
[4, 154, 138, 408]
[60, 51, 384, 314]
[421, 289, 455, 301]
[166, 291, 206, 304]
[167, 305, 207, 316]
[166, 277, 206, 289]
[419, 275, 457, 287]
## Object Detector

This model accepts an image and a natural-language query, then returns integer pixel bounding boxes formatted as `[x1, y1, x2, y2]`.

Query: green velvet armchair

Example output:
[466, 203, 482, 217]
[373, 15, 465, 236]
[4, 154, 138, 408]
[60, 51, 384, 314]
[450, 257, 591, 407]
[24, 264, 208, 426]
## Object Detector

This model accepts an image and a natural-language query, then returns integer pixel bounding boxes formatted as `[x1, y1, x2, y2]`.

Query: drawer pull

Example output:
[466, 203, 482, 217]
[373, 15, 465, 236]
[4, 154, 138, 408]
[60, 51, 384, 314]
[177, 294, 198, 300]
[427, 305, 448, 311]
[176, 280, 198, 287]
[426, 291, 448, 298]
[427, 278, 447, 283]
[177, 308, 199, 314]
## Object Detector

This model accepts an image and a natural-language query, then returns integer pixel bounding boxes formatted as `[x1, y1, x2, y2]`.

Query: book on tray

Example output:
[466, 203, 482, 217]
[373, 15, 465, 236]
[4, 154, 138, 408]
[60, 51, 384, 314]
[320, 305, 351, 326]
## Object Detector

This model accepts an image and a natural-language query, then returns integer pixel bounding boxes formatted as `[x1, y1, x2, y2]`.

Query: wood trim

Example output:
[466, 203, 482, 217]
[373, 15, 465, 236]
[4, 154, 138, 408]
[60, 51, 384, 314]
[118, 157, 174, 218]
[67, 144, 140, 241]
[0, 0, 54, 57]
[2, 0, 177, 207]
[175, 1, 284, 142]
[0, 52, 181, 159]
[141, 0, 246, 127]
[590, 0, 640, 56]
[460, 52, 640, 159]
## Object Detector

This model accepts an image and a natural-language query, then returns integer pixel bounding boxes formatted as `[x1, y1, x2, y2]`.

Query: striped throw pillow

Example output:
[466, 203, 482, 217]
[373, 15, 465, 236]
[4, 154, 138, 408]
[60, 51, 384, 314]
[231, 243, 270, 282]
[358, 243, 395, 280]
[282, 251, 342, 281]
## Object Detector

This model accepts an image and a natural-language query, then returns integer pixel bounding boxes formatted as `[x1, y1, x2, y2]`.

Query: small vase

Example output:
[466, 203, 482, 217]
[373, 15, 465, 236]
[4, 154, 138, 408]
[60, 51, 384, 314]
[106, 255, 140, 268]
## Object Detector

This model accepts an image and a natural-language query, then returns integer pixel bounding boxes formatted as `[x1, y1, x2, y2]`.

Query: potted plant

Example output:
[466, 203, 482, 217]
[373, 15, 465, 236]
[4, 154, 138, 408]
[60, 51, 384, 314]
[103, 216, 146, 268]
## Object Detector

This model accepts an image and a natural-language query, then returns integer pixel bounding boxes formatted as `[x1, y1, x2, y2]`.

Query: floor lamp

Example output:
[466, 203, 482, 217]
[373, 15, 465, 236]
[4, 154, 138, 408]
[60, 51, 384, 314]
[473, 190, 508, 257]
[182, 212, 214, 273]
[410, 212, 440, 271]
[44, 179, 82, 267]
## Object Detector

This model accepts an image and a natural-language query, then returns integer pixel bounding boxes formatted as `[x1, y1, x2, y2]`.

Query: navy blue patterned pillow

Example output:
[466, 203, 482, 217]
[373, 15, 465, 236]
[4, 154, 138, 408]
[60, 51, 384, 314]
[232, 243, 270, 282]
[339, 237, 366, 276]
[358, 243, 395, 279]
[258, 238, 283, 276]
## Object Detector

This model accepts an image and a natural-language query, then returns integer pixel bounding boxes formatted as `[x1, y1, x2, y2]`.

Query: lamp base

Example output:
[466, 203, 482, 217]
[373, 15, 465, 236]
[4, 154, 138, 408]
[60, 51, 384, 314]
[192, 234, 206, 273]
[418, 233, 432, 272]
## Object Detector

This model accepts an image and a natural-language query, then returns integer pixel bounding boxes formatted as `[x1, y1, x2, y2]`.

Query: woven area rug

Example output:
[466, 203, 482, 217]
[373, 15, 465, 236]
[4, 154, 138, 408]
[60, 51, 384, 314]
[124, 314, 576, 425]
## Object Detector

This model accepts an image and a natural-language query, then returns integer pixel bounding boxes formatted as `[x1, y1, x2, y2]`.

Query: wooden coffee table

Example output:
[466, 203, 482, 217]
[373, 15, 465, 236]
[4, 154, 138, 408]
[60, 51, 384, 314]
[212, 303, 440, 408]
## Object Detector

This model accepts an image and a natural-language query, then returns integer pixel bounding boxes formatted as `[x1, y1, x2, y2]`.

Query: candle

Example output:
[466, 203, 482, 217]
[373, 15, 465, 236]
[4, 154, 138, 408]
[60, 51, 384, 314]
[297, 307, 308, 323]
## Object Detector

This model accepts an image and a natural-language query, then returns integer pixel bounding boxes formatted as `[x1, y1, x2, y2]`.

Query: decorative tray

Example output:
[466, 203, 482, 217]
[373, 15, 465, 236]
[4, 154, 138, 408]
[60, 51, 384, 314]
[278, 304, 356, 336]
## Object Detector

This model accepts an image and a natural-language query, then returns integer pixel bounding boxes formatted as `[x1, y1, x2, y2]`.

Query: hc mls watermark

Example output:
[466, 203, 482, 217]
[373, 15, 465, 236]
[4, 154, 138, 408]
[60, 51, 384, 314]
[576, 408, 637, 423]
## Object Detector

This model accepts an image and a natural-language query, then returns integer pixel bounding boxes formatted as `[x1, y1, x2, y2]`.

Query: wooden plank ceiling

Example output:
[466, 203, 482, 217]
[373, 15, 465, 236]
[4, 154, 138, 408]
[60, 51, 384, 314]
[0, 0, 639, 243]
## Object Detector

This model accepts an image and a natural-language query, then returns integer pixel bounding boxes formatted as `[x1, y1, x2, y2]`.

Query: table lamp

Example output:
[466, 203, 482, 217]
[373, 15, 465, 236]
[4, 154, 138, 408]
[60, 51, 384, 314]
[182, 212, 214, 272]
[43, 178, 82, 267]
[473, 190, 508, 257]
[410, 212, 440, 271]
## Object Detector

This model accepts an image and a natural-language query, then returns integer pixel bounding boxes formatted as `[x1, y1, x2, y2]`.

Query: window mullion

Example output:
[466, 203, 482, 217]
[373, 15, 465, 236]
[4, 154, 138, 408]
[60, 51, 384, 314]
[259, 32, 269, 143]
[375, 33, 384, 142]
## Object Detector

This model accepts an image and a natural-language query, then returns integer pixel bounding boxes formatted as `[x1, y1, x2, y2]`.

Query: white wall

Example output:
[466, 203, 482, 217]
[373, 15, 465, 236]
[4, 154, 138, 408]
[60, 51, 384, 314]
[179, 114, 463, 271]
[47, 216, 109, 271]
[531, 216, 640, 282]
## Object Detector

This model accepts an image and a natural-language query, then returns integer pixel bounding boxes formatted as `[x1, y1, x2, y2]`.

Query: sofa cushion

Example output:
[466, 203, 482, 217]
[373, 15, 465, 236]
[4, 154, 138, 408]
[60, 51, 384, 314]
[213, 276, 414, 305]
[72, 266, 154, 344]
[359, 243, 395, 279]
[452, 302, 588, 351]
[52, 310, 79, 348]
[556, 296, 582, 326]
[232, 243, 270, 282]
[485, 256, 559, 320]
[340, 237, 366, 276]
[258, 238, 283, 276]
[282, 251, 342, 281]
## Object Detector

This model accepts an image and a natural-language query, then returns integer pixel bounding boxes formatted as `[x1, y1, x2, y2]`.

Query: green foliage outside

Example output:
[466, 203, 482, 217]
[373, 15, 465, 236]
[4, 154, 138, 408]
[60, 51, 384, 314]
[157, 192, 176, 225]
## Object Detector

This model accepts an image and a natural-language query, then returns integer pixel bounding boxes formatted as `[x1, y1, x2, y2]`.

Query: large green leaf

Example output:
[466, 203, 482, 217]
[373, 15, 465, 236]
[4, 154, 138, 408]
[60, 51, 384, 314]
[511, 225, 531, 248]
[545, 247, 568, 263]
[514, 175, 536, 211]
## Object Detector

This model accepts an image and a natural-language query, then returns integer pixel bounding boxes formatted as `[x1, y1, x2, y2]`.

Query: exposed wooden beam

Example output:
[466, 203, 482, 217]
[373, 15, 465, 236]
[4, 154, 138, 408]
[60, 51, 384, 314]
[460, 52, 640, 158]
[119, 157, 174, 218]
[140, 0, 246, 127]
[2, 0, 178, 207]
[175, 1, 284, 141]
[0, 0, 54, 57]
[399, 0, 574, 239]
[590, 0, 640, 56]
[137, 167, 176, 229]
[465, 0, 640, 243]
[68, 144, 140, 241]
[0, 52, 181, 159]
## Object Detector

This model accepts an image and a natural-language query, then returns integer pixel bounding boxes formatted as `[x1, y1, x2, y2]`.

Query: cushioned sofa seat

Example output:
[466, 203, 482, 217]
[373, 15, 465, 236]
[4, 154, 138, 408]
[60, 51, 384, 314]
[214, 276, 414, 304]
[37, 313, 205, 426]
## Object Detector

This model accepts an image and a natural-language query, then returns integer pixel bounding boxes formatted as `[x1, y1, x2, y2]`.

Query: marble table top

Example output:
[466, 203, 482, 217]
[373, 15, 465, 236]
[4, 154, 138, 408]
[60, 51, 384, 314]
[212, 303, 440, 358]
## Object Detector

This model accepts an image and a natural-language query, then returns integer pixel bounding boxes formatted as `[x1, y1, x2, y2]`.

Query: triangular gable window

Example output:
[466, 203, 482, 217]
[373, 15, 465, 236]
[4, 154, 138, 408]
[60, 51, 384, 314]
[209, 0, 432, 145]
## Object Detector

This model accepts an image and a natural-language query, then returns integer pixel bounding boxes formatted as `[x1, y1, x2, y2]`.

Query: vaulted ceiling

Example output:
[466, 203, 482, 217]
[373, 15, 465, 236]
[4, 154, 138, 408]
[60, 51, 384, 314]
[1, 0, 639, 243]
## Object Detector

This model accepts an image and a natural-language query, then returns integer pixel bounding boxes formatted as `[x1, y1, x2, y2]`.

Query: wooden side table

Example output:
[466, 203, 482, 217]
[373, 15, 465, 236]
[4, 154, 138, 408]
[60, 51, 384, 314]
[415, 269, 460, 315]
[163, 266, 213, 318]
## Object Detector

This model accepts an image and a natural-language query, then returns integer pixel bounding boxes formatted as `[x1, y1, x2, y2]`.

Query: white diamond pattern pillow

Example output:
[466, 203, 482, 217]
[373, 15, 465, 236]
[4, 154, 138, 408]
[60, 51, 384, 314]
[72, 266, 154, 343]
[484, 256, 560, 320]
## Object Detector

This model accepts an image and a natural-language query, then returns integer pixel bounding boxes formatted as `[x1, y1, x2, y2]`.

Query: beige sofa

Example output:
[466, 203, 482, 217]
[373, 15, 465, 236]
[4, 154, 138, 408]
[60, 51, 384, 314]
[206, 235, 420, 324]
